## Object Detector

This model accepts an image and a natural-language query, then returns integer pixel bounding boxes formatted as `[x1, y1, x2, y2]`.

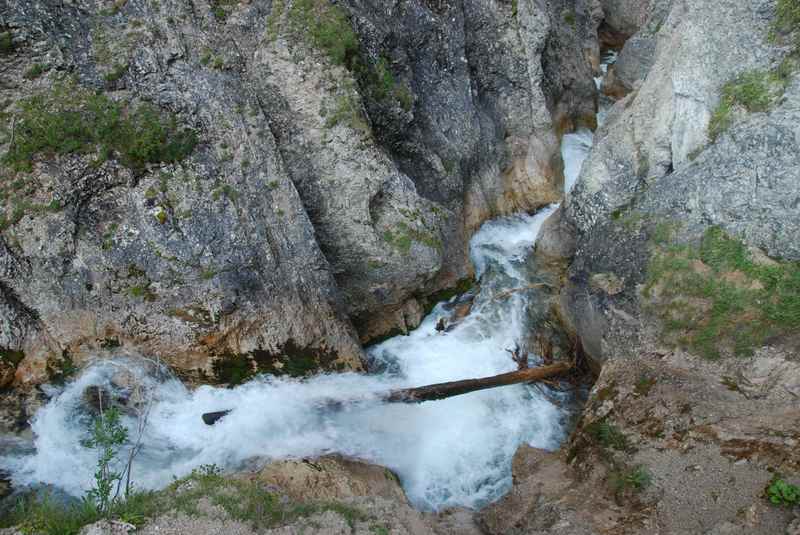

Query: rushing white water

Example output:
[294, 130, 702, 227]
[560, 47, 620, 193]
[1, 206, 566, 511]
[560, 128, 594, 193]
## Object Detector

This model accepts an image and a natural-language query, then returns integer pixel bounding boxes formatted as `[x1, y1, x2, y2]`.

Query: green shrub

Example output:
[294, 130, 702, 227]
[766, 477, 800, 506]
[3, 84, 197, 174]
[82, 407, 129, 515]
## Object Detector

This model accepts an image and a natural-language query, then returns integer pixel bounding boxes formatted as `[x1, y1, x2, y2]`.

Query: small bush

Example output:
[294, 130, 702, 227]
[766, 477, 800, 506]
[82, 408, 128, 515]
[24, 63, 47, 80]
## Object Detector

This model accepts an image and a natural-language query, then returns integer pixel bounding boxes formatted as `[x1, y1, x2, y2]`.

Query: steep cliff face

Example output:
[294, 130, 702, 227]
[528, 0, 800, 532]
[0, 0, 592, 386]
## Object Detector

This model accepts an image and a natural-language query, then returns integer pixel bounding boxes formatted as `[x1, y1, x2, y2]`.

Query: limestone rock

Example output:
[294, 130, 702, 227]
[254, 456, 407, 503]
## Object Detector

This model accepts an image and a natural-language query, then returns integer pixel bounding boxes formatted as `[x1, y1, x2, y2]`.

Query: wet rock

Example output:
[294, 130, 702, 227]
[81, 385, 130, 416]
[254, 455, 407, 503]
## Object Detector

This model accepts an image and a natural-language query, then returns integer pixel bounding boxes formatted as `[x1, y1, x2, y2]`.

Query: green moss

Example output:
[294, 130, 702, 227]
[775, 0, 800, 36]
[212, 353, 255, 386]
[634, 375, 657, 397]
[3, 83, 197, 174]
[212, 340, 341, 386]
[611, 466, 651, 493]
[562, 10, 576, 28]
[211, 184, 238, 202]
[645, 225, 800, 359]
[383, 222, 442, 255]
[420, 277, 475, 316]
[383, 229, 412, 254]
[46, 351, 78, 384]
[324, 91, 367, 132]
[0, 32, 13, 55]
[128, 286, 146, 297]
[210, 0, 239, 21]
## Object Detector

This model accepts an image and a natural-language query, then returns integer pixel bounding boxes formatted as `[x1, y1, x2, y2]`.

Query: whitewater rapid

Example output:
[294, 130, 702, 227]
[1, 206, 571, 511]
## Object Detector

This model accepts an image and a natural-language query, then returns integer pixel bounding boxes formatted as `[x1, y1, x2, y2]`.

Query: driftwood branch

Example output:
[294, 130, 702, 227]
[201, 362, 572, 425]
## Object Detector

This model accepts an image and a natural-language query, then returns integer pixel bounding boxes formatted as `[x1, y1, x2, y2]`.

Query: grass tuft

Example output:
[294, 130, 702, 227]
[645, 225, 800, 359]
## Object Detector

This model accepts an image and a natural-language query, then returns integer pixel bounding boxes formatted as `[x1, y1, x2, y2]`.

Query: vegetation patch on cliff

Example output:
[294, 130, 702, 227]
[3, 83, 197, 174]
[708, 69, 789, 140]
[645, 225, 800, 359]
[274, 0, 413, 114]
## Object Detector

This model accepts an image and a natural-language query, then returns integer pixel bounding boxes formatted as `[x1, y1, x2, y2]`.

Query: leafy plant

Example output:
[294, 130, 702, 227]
[766, 477, 800, 506]
[82, 407, 129, 515]
[586, 421, 629, 451]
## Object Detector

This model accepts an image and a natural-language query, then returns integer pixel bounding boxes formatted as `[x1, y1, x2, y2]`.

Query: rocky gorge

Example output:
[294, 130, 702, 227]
[1, 0, 800, 533]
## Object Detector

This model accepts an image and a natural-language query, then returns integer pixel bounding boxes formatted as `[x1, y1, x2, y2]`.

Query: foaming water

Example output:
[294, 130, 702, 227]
[1, 206, 565, 511]
[560, 128, 594, 193]
[562, 47, 619, 193]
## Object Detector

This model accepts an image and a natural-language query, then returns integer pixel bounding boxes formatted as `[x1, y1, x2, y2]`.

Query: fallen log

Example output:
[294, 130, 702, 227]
[201, 362, 571, 425]
[384, 362, 571, 403]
